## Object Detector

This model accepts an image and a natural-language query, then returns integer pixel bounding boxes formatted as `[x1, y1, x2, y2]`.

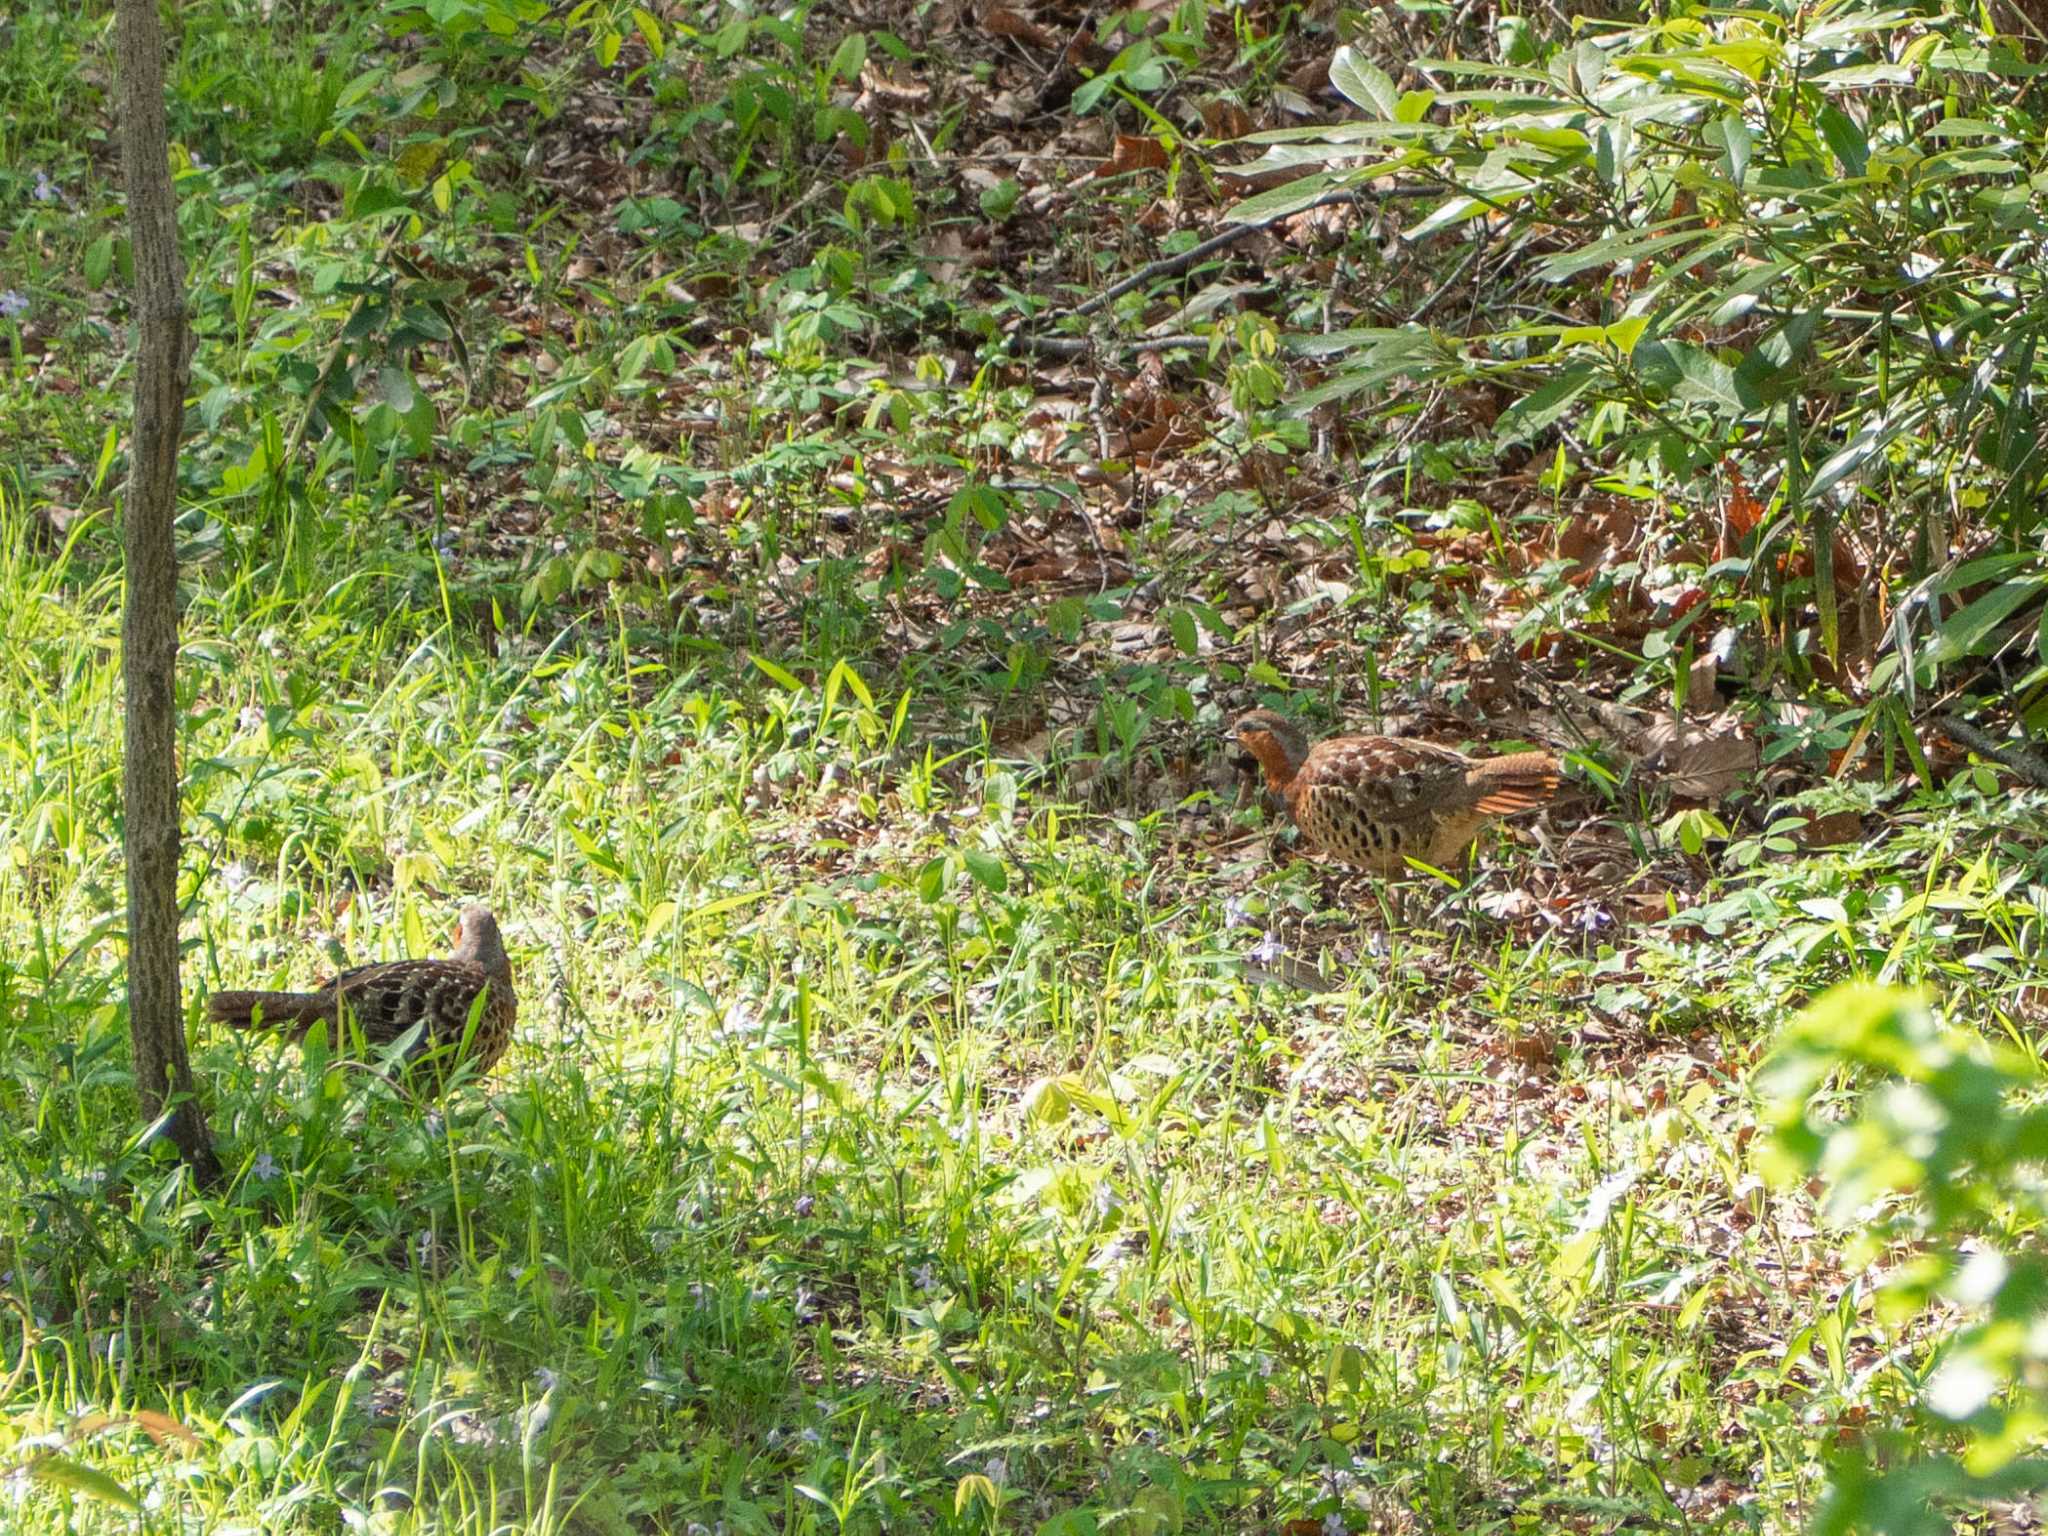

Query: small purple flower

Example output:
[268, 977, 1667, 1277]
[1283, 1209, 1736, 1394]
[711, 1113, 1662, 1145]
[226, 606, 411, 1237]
[985, 1455, 1008, 1485]
[794, 1285, 818, 1322]
[251, 1152, 279, 1182]
[532, 1366, 558, 1392]
[792, 1194, 814, 1218]
[432, 529, 458, 556]
[1323, 1515, 1347, 1536]
[0, 291, 26, 321]
[799, 1427, 822, 1445]
[32, 170, 57, 203]
[1223, 895, 1249, 929]
[911, 1262, 937, 1292]
[424, 1110, 445, 1138]
[1252, 930, 1284, 966]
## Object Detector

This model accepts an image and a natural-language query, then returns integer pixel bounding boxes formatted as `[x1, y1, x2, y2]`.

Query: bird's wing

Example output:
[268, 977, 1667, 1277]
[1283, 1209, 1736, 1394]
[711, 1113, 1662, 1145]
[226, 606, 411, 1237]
[1301, 737, 1473, 818]
[332, 959, 490, 1045]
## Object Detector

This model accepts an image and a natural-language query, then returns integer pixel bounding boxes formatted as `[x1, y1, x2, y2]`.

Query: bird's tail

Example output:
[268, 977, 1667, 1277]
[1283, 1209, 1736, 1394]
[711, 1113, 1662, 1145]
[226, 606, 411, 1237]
[1468, 752, 1561, 817]
[207, 990, 331, 1032]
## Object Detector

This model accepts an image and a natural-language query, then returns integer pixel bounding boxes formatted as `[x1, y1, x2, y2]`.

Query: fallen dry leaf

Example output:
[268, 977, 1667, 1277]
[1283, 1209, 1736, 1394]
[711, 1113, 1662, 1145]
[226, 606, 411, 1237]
[1638, 712, 1759, 801]
[1095, 135, 1171, 178]
[982, 6, 1057, 48]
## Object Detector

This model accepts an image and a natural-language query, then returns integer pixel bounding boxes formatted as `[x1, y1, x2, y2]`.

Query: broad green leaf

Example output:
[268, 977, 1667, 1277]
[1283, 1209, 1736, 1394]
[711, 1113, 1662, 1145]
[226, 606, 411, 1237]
[30, 1456, 141, 1512]
[1819, 104, 1869, 176]
[1714, 111, 1752, 184]
[1225, 169, 1373, 226]
[1393, 89, 1436, 123]
[962, 849, 1007, 893]
[1496, 361, 1600, 443]
[1329, 46, 1397, 118]
[1633, 338, 1753, 414]
[1925, 578, 2048, 667]
[376, 367, 416, 412]
[747, 653, 805, 691]
[1405, 193, 1492, 241]
[1538, 224, 1733, 282]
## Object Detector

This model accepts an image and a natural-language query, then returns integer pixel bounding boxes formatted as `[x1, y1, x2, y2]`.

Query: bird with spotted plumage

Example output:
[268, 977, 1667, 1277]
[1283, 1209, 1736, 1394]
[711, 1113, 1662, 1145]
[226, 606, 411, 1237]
[1231, 709, 1559, 875]
[207, 905, 516, 1085]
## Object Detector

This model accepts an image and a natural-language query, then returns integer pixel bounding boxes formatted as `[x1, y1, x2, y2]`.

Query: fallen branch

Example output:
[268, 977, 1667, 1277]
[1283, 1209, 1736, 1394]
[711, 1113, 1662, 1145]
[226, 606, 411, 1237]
[1932, 711, 2048, 790]
[1016, 182, 1436, 341]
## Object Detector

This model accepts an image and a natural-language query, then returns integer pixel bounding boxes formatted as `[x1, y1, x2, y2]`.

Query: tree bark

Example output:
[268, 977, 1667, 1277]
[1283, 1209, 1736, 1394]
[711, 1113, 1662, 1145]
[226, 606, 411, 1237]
[116, 0, 219, 1184]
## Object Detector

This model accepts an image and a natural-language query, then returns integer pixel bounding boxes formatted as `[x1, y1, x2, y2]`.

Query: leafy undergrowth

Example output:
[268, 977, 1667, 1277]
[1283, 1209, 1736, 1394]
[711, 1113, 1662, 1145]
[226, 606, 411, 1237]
[6, 0, 2048, 1529]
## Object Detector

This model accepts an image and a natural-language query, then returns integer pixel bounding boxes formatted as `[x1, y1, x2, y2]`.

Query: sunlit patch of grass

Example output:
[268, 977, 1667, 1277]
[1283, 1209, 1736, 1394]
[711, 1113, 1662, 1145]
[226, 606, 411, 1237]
[4, 463, 2036, 1530]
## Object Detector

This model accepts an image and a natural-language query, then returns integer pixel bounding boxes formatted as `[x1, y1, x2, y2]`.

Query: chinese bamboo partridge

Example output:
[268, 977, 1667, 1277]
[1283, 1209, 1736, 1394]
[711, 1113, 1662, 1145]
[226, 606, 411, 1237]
[208, 905, 516, 1082]
[1232, 710, 1559, 874]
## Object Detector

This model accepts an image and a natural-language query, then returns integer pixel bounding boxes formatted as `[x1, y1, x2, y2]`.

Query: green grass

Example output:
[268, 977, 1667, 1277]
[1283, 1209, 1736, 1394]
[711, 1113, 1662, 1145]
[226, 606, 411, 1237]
[6, 1, 2048, 1531]
[5, 486, 2042, 1533]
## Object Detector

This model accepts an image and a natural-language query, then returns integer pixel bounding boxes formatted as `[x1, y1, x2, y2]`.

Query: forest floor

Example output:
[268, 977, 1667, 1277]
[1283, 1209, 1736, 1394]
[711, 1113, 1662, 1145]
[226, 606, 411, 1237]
[3, 0, 2046, 1532]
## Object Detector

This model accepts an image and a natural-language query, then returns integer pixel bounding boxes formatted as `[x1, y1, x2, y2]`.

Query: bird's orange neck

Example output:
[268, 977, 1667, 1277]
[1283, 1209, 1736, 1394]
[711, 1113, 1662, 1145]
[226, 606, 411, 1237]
[1240, 729, 1302, 794]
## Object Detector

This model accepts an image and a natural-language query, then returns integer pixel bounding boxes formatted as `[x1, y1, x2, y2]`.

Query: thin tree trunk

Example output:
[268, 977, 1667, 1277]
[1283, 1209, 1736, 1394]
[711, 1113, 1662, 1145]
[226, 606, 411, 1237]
[116, 0, 219, 1185]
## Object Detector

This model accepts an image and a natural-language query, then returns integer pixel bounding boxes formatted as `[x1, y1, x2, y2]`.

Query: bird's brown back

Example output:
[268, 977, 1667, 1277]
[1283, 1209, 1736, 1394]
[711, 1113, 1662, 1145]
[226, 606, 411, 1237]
[209, 956, 515, 1076]
[1286, 734, 1558, 873]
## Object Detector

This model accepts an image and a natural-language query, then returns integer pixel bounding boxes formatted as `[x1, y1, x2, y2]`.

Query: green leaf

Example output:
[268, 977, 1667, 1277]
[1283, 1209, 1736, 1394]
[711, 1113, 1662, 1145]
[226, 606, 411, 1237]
[828, 30, 866, 81]
[962, 849, 1007, 893]
[1604, 315, 1650, 354]
[1224, 170, 1369, 227]
[1329, 47, 1397, 118]
[1393, 89, 1435, 123]
[1818, 104, 1869, 177]
[1595, 120, 1632, 185]
[1406, 192, 1496, 241]
[748, 653, 805, 691]
[1632, 338, 1753, 413]
[30, 1456, 141, 1512]
[1537, 225, 1733, 283]
[83, 235, 115, 289]
[1925, 578, 2048, 667]
[1025, 1074, 1082, 1125]
[1496, 361, 1599, 443]
[349, 183, 410, 220]
[1713, 111, 1752, 184]
[376, 367, 416, 412]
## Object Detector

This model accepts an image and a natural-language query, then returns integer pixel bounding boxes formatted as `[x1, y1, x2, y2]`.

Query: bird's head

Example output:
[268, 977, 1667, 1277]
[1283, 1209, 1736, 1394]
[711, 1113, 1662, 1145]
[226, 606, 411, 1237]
[452, 905, 508, 970]
[1230, 709, 1311, 792]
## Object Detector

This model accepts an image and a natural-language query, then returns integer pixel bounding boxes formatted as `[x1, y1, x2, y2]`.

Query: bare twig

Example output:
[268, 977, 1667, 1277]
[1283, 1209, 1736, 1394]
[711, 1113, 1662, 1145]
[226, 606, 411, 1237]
[1932, 711, 2048, 790]
[1026, 183, 1434, 333]
[1010, 332, 1209, 359]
